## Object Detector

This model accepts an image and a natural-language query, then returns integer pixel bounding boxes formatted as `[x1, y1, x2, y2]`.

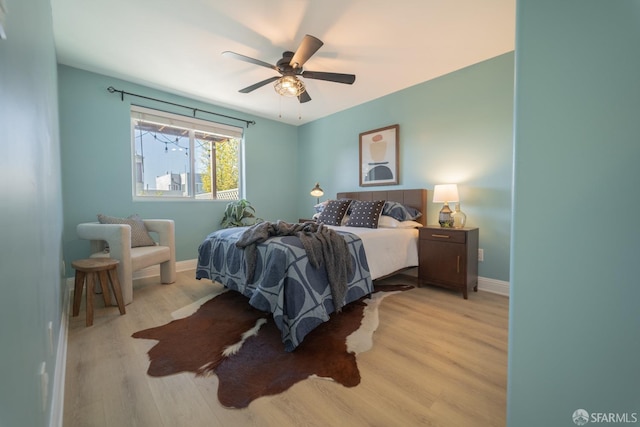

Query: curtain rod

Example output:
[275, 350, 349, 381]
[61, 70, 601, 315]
[107, 86, 256, 127]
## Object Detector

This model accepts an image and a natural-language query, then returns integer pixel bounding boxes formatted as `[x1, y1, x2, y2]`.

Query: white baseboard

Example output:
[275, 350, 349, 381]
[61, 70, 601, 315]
[66, 260, 510, 298]
[478, 276, 510, 297]
[382, 267, 510, 298]
[66, 259, 199, 289]
[50, 282, 70, 427]
[135, 262, 511, 297]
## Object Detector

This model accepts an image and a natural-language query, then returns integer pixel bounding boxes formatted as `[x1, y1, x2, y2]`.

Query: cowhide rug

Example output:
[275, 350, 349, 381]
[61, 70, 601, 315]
[132, 283, 412, 408]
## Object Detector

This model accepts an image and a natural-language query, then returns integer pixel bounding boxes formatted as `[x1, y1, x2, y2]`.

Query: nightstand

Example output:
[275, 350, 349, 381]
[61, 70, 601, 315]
[418, 226, 479, 299]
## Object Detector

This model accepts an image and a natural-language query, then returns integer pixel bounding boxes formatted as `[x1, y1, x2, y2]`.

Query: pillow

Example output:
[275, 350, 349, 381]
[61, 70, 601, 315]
[377, 215, 401, 228]
[398, 220, 424, 228]
[345, 200, 385, 228]
[314, 200, 328, 214]
[317, 199, 352, 226]
[382, 201, 423, 221]
[378, 215, 424, 229]
[97, 214, 156, 247]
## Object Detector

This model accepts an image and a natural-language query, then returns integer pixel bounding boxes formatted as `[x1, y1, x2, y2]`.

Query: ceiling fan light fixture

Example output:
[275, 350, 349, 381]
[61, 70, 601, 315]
[274, 75, 305, 97]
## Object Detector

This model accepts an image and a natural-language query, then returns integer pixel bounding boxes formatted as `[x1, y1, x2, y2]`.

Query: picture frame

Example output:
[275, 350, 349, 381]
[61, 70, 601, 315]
[359, 124, 399, 187]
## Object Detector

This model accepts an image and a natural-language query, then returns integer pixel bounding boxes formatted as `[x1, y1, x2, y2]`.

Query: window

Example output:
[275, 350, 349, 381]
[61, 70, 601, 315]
[131, 106, 243, 200]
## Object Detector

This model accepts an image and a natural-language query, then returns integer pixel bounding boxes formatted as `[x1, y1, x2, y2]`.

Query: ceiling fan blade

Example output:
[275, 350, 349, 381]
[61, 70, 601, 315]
[298, 90, 312, 103]
[301, 71, 356, 85]
[290, 35, 324, 69]
[239, 76, 280, 93]
[222, 51, 279, 72]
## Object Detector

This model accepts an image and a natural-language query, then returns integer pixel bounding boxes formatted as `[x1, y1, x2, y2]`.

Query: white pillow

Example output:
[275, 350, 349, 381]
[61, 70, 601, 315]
[377, 215, 399, 228]
[378, 215, 423, 228]
[397, 220, 424, 228]
[312, 211, 350, 225]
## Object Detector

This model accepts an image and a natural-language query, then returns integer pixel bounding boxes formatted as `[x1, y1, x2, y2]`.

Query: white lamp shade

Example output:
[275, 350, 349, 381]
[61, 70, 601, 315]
[432, 184, 459, 203]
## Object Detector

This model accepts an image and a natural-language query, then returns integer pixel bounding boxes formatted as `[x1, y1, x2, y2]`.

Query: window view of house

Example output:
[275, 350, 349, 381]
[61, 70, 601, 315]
[131, 106, 242, 200]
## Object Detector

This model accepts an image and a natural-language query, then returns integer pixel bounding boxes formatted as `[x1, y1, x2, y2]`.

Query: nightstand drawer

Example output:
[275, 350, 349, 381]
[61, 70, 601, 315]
[420, 229, 466, 244]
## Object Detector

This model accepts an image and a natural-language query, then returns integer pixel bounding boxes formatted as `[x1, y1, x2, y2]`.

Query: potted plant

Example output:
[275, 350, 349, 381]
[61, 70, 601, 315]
[220, 199, 262, 228]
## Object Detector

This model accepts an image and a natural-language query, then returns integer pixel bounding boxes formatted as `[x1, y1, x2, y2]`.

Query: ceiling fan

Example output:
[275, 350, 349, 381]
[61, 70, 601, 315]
[222, 34, 356, 103]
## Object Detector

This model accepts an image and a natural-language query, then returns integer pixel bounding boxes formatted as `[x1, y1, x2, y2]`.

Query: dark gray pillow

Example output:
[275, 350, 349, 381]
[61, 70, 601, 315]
[97, 214, 156, 247]
[317, 199, 352, 226]
[345, 200, 385, 228]
[382, 201, 423, 221]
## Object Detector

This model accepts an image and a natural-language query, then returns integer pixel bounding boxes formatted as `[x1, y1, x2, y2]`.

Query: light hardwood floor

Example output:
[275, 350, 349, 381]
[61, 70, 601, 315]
[63, 270, 509, 427]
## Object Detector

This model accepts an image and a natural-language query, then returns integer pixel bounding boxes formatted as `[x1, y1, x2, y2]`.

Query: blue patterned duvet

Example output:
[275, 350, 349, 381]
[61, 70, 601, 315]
[195, 226, 374, 351]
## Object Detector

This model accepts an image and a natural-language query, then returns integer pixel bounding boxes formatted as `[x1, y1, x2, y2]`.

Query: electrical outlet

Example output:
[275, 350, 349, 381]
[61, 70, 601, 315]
[478, 248, 484, 262]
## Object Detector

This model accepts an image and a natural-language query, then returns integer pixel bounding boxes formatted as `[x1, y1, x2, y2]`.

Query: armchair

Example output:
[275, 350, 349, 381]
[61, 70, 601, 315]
[76, 219, 176, 305]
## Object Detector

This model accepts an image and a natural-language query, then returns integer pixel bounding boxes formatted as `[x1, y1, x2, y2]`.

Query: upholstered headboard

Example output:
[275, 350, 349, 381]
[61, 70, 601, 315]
[336, 189, 428, 226]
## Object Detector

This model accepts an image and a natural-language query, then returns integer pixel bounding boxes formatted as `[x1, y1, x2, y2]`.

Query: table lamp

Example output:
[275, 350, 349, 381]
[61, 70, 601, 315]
[433, 184, 459, 228]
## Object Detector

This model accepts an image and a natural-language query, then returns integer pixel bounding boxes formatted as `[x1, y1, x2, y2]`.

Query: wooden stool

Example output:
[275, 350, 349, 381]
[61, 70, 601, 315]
[72, 258, 126, 326]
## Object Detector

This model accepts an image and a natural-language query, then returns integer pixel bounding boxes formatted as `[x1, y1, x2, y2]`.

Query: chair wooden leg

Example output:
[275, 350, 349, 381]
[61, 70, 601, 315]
[97, 270, 112, 307]
[107, 268, 126, 315]
[86, 273, 95, 326]
[72, 271, 86, 317]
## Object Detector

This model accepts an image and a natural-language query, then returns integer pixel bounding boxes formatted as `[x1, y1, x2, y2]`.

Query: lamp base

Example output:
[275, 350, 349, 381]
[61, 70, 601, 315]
[438, 203, 454, 228]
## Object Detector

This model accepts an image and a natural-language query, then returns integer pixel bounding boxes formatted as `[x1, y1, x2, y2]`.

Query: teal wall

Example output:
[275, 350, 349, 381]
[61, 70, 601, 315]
[60, 54, 514, 284]
[6, 1, 639, 425]
[59, 66, 299, 266]
[508, 1, 640, 425]
[297, 53, 514, 282]
[0, 0, 64, 426]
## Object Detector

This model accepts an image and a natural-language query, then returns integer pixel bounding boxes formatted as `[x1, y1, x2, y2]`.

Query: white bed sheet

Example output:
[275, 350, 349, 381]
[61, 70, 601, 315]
[329, 226, 419, 280]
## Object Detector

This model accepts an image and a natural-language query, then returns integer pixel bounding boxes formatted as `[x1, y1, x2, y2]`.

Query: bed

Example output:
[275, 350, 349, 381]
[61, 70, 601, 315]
[334, 189, 427, 278]
[196, 189, 427, 351]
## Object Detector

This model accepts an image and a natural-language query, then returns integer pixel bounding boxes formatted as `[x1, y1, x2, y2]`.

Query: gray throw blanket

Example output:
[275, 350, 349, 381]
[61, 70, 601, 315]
[235, 220, 353, 311]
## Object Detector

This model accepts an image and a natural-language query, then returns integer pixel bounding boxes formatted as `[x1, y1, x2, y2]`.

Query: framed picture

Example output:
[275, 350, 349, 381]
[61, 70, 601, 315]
[359, 124, 399, 187]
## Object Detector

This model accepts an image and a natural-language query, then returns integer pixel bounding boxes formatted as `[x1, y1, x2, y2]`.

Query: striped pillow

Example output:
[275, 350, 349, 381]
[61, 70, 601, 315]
[97, 214, 156, 247]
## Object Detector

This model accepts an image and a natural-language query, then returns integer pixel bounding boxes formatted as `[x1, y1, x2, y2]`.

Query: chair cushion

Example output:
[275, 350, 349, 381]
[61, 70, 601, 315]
[97, 214, 156, 247]
[91, 245, 171, 271]
[130, 246, 171, 271]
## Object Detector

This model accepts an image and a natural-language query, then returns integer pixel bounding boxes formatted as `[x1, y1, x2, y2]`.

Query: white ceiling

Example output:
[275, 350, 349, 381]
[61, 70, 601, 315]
[51, 0, 515, 126]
